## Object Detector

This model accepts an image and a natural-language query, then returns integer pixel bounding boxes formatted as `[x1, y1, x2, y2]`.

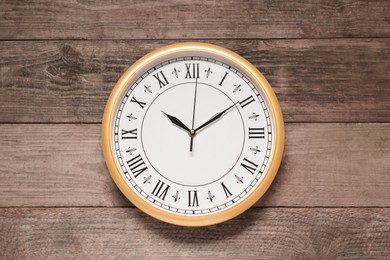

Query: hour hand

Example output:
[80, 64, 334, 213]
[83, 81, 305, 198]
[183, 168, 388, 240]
[162, 111, 191, 133]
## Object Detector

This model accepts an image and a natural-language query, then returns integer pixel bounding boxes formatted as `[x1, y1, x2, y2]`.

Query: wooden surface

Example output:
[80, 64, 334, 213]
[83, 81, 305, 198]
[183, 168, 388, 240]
[0, 123, 389, 208]
[0, 39, 389, 123]
[1, 0, 389, 39]
[1, 208, 389, 259]
[0, 0, 389, 259]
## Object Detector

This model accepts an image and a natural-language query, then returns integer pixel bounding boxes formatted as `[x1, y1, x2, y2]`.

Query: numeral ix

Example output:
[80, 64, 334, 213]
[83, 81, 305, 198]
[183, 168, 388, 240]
[121, 128, 137, 139]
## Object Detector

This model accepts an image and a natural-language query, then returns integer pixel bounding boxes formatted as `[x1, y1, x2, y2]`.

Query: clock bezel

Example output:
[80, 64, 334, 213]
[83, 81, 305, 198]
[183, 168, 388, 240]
[102, 42, 285, 226]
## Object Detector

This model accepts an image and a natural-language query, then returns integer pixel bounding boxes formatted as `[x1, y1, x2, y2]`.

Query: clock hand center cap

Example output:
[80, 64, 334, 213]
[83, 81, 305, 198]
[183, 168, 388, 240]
[189, 129, 196, 136]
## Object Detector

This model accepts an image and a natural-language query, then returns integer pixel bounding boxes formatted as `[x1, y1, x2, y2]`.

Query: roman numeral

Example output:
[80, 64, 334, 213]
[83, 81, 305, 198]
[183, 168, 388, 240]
[130, 96, 146, 109]
[240, 95, 255, 108]
[241, 158, 258, 175]
[219, 72, 228, 86]
[249, 127, 265, 139]
[126, 154, 147, 178]
[121, 128, 137, 139]
[185, 63, 200, 79]
[221, 182, 232, 198]
[153, 71, 169, 88]
[152, 180, 170, 201]
[188, 190, 199, 207]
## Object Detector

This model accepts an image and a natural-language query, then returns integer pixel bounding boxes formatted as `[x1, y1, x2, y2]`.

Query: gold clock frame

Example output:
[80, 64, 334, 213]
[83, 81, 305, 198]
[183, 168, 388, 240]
[102, 42, 285, 226]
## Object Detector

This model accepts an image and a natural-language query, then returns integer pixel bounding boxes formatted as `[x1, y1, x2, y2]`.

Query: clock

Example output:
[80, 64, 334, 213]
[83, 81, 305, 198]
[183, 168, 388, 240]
[102, 42, 284, 226]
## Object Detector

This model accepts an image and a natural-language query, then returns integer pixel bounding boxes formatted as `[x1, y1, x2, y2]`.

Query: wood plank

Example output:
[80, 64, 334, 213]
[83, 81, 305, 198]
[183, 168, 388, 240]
[0, 123, 389, 208]
[0, 39, 389, 123]
[0, 208, 389, 259]
[0, 0, 389, 40]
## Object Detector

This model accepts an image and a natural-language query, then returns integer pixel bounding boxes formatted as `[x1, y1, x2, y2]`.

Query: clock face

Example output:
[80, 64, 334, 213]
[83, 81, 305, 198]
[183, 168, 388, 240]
[103, 43, 284, 226]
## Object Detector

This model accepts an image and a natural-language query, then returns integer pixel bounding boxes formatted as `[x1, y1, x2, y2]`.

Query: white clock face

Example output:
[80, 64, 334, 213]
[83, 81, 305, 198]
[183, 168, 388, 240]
[112, 56, 274, 215]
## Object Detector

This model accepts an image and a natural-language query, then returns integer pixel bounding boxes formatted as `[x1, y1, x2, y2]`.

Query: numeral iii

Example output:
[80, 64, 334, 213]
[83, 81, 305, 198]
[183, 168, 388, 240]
[249, 127, 265, 139]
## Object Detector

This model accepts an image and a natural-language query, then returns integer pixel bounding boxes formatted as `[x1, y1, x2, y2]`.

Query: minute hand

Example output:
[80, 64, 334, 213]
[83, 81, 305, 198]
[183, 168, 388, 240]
[195, 102, 239, 132]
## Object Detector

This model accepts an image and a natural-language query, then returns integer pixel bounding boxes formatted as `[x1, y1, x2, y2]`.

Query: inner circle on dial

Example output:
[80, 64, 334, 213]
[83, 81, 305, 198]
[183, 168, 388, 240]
[141, 82, 245, 187]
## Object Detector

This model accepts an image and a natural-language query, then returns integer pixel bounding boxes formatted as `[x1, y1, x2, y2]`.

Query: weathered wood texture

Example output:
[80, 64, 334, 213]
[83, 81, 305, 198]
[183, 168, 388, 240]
[1, 0, 389, 257]
[1, 0, 389, 40]
[0, 208, 389, 259]
[1, 39, 389, 123]
[0, 123, 388, 208]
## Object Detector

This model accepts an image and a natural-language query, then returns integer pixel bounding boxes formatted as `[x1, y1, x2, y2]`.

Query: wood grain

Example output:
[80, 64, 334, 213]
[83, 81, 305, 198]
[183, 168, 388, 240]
[1, 208, 389, 259]
[0, 0, 389, 258]
[0, 123, 388, 208]
[0, 39, 389, 123]
[1, 0, 389, 40]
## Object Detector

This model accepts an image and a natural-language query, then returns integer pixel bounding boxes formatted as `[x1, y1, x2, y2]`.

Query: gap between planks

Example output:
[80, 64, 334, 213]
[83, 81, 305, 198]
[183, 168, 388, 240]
[1, 36, 390, 42]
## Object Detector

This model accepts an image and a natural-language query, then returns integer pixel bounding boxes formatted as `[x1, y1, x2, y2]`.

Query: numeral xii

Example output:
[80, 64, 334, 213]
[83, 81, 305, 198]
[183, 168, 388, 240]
[185, 63, 199, 79]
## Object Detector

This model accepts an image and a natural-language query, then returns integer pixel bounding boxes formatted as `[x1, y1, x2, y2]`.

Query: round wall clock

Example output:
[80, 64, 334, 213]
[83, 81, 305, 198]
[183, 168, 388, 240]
[102, 42, 284, 226]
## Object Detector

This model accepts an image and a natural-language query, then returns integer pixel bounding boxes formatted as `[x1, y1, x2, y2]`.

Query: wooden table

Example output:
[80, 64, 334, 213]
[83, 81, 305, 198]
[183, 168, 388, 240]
[1, 1, 389, 258]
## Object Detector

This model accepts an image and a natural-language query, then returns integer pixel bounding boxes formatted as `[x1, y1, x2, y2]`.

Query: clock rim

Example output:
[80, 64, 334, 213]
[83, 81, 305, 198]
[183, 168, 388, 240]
[102, 42, 285, 227]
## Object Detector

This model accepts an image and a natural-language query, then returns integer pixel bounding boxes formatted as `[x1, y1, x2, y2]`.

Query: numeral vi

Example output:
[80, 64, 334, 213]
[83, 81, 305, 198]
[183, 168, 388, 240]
[188, 190, 199, 207]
